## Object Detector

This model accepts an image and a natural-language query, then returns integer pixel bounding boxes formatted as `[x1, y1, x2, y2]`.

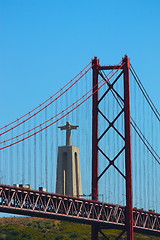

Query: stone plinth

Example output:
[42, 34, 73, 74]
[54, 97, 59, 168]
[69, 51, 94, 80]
[56, 145, 82, 197]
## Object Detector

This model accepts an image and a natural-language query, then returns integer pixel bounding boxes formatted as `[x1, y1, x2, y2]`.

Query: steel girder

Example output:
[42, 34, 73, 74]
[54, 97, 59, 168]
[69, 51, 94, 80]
[0, 184, 159, 236]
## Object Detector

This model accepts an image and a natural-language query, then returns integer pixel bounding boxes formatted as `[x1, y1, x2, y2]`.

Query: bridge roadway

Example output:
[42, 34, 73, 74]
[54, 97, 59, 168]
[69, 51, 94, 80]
[0, 184, 159, 236]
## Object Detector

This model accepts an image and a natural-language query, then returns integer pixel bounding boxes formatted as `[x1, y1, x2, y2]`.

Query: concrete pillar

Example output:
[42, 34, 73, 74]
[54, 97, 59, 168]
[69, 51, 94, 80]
[56, 122, 82, 197]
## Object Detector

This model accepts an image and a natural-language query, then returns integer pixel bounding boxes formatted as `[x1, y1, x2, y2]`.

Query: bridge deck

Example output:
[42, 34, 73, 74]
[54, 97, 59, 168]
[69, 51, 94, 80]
[0, 185, 159, 236]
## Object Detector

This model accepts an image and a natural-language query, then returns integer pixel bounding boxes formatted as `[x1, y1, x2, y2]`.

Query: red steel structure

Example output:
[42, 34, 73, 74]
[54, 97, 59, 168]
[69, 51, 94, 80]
[92, 56, 134, 239]
[0, 56, 159, 239]
[0, 184, 159, 236]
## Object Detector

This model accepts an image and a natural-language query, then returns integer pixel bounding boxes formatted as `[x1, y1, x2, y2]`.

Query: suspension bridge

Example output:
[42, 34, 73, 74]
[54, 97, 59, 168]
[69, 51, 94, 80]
[0, 56, 159, 239]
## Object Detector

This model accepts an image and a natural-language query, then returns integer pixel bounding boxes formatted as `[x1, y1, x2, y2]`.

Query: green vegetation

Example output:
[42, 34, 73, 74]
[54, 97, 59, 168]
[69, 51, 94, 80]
[0, 217, 159, 240]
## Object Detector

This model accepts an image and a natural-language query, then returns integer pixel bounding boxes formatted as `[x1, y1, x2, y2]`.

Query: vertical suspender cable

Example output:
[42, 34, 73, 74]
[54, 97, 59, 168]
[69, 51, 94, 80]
[134, 78, 138, 208]
[152, 114, 155, 210]
[39, 105, 43, 188]
[28, 114, 31, 185]
[143, 94, 147, 210]
[50, 101, 54, 192]
[113, 81, 116, 204]
[34, 116, 37, 189]
[45, 107, 48, 191]
[116, 77, 120, 204]
[148, 106, 151, 209]
[76, 72, 79, 146]
[3, 140, 6, 184]
[10, 129, 13, 185]
[147, 104, 149, 210]
[16, 121, 19, 184]
[139, 92, 142, 208]
[22, 123, 25, 184]
[85, 73, 89, 196]
[55, 99, 58, 192]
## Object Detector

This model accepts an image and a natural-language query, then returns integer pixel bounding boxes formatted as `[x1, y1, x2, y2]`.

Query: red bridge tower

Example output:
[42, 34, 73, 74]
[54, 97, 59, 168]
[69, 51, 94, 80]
[91, 56, 134, 240]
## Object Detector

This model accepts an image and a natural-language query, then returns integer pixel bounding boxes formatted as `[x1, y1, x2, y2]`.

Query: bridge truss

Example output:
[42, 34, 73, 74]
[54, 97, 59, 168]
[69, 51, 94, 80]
[0, 185, 159, 237]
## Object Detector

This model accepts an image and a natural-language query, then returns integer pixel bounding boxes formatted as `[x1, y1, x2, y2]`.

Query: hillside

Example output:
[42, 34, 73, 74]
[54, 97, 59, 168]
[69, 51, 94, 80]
[0, 217, 159, 240]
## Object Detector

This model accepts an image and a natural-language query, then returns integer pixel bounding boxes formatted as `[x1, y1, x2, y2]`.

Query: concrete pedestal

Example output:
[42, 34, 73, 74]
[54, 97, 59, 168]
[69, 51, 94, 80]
[56, 145, 82, 197]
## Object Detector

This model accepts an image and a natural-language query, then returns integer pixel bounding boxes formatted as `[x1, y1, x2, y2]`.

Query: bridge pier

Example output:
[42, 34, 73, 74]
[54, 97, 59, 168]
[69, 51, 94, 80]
[91, 225, 99, 240]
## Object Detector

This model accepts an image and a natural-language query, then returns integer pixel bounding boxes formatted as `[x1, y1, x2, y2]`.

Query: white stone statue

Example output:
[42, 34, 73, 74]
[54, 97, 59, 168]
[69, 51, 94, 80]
[58, 121, 78, 146]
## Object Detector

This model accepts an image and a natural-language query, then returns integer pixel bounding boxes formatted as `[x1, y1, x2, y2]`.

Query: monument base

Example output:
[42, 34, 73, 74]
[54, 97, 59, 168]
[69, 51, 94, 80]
[56, 145, 82, 197]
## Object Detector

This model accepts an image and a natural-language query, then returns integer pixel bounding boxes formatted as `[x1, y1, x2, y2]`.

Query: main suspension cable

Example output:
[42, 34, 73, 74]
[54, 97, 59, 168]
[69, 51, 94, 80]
[101, 69, 160, 165]
[130, 65, 160, 122]
[1, 61, 123, 145]
[0, 63, 124, 150]
[0, 61, 92, 131]
[0, 64, 93, 136]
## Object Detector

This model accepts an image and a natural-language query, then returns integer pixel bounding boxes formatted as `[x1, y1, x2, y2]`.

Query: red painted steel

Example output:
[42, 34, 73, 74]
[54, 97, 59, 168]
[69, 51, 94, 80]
[123, 56, 134, 240]
[91, 56, 134, 239]
[0, 57, 158, 240]
[92, 56, 99, 201]
[92, 57, 99, 240]
[0, 184, 159, 236]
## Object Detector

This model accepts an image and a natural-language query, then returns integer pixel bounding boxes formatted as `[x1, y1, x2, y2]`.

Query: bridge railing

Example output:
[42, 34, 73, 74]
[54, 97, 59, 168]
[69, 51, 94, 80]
[0, 184, 159, 236]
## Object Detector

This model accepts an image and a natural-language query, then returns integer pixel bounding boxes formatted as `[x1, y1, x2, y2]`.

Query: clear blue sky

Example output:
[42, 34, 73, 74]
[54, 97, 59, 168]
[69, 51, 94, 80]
[0, 0, 160, 218]
[0, 0, 160, 126]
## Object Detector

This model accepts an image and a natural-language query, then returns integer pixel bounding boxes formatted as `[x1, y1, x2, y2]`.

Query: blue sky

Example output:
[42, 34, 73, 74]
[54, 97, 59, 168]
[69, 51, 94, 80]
[0, 0, 160, 217]
[0, 0, 160, 126]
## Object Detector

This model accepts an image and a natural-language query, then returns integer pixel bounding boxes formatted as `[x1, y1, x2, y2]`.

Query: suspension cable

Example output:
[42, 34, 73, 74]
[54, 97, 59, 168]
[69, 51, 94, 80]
[130, 65, 160, 122]
[0, 64, 93, 136]
[0, 63, 124, 150]
[0, 61, 123, 144]
[131, 119, 160, 164]
[101, 70, 160, 165]
[0, 61, 92, 131]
